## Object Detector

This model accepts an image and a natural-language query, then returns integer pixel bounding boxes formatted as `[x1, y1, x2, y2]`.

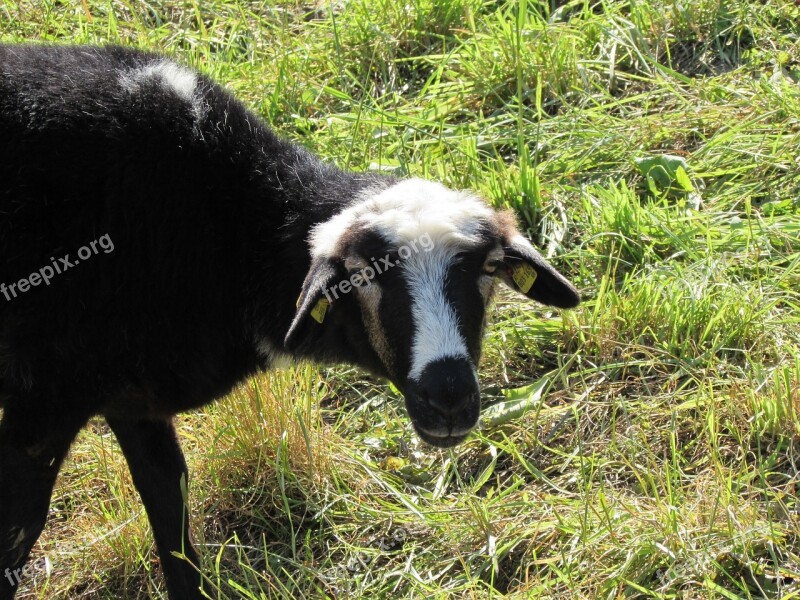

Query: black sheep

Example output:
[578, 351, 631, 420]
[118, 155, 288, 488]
[0, 45, 579, 599]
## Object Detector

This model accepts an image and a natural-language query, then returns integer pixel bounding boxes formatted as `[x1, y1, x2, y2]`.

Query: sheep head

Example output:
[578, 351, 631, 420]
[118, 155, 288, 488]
[286, 179, 580, 447]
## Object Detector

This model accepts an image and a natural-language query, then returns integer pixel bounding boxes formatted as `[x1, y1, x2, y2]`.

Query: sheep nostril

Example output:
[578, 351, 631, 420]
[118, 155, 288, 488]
[413, 356, 479, 416]
[429, 390, 482, 415]
[428, 395, 472, 416]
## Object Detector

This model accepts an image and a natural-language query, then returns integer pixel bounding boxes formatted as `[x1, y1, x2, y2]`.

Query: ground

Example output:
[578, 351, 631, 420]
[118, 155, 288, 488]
[2, 0, 800, 598]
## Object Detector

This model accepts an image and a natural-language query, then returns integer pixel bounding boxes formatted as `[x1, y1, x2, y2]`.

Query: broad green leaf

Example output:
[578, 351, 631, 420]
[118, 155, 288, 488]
[634, 154, 694, 192]
[481, 377, 551, 428]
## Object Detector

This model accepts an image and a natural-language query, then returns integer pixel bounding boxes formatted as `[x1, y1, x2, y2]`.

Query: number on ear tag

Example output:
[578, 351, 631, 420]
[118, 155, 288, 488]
[511, 263, 537, 294]
[310, 298, 329, 324]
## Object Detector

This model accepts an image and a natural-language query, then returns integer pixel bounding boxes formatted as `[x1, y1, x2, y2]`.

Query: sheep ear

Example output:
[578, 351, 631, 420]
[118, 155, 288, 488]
[498, 235, 581, 309]
[284, 257, 342, 351]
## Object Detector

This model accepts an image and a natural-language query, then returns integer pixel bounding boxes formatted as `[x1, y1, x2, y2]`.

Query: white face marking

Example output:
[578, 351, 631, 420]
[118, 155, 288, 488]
[404, 249, 472, 382]
[308, 178, 495, 382]
[310, 178, 494, 259]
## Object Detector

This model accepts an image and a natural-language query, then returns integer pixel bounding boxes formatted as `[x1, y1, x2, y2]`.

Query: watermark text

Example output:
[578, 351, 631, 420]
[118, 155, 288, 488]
[322, 232, 433, 303]
[1, 234, 115, 302]
[4, 557, 52, 587]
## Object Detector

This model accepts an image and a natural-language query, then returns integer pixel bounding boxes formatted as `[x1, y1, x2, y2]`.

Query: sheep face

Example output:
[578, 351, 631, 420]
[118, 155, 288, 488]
[286, 179, 580, 447]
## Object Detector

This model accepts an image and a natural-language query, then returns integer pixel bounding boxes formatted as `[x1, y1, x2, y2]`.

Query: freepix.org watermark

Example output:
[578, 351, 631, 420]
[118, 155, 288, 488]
[1, 233, 115, 302]
[322, 232, 434, 303]
[4, 556, 52, 587]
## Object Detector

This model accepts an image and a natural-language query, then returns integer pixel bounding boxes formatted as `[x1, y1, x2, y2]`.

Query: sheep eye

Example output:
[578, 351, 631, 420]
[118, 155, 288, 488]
[347, 268, 364, 277]
[344, 257, 368, 273]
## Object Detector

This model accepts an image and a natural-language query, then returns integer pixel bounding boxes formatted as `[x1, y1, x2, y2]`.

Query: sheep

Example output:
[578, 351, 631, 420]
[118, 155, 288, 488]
[0, 44, 580, 599]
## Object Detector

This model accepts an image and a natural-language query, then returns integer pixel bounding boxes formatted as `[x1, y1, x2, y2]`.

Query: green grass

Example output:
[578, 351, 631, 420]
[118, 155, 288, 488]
[4, 0, 800, 597]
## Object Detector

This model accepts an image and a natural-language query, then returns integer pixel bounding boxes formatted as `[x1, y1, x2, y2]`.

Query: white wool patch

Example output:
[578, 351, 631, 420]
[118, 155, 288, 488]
[120, 60, 196, 100]
[120, 60, 204, 119]
[404, 249, 472, 381]
[11, 528, 26, 549]
[310, 178, 494, 258]
[256, 338, 291, 368]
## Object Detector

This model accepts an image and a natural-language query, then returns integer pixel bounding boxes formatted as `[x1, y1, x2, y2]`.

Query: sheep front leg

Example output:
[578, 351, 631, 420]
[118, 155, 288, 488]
[0, 402, 87, 600]
[105, 416, 204, 599]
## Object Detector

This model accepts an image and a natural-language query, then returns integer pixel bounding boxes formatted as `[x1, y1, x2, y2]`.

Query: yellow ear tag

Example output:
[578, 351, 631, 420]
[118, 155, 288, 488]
[511, 263, 537, 294]
[310, 298, 329, 324]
